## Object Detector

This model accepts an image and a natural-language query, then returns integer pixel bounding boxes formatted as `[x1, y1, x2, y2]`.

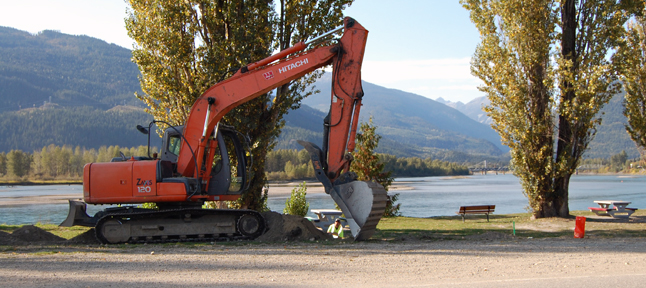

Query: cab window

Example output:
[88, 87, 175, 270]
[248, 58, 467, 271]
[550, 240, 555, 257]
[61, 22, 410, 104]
[168, 136, 181, 155]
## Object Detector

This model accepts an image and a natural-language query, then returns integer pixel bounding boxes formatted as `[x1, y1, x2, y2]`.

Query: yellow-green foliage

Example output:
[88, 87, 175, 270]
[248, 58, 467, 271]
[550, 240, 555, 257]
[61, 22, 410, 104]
[0, 144, 157, 180]
[283, 182, 309, 217]
[619, 15, 646, 150]
[266, 149, 316, 180]
[461, 0, 642, 218]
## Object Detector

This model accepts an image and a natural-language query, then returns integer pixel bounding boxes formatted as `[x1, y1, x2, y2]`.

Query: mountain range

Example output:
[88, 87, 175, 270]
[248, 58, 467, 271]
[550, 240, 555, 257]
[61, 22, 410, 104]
[436, 90, 639, 159]
[0, 27, 143, 112]
[0, 26, 638, 162]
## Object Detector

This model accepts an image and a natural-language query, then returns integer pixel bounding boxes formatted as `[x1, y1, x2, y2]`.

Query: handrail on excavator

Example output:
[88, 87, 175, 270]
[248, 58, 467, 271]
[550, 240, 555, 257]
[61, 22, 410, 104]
[244, 24, 344, 72]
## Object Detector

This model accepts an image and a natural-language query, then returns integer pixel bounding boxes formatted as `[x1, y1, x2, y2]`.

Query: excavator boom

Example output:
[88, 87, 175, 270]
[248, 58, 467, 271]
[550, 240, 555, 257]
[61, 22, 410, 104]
[61, 17, 387, 242]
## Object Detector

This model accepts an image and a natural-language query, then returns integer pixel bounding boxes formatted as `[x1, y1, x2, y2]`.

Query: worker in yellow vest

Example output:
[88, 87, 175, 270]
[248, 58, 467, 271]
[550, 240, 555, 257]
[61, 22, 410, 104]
[327, 218, 344, 238]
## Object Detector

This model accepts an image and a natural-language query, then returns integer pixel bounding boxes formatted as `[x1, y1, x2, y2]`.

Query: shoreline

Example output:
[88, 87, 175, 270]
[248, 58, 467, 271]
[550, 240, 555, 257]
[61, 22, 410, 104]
[0, 181, 413, 207]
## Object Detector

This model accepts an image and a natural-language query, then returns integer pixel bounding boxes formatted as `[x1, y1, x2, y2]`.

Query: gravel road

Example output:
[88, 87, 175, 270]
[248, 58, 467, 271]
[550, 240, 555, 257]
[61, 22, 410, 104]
[2, 236, 646, 287]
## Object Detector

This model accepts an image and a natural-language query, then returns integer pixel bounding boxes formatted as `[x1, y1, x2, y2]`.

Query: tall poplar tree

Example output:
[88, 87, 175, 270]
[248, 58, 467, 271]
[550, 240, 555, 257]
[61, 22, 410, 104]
[462, 0, 641, 218]
[617, 13, 646, 153]
[6, 150, 31, 178]
[126, 0, 353, 211]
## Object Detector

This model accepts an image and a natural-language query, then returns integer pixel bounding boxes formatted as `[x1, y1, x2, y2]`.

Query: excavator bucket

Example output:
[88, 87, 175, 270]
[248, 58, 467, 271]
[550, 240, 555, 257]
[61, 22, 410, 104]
[298, 140, 388, 240]
[329, 180, 388, 240]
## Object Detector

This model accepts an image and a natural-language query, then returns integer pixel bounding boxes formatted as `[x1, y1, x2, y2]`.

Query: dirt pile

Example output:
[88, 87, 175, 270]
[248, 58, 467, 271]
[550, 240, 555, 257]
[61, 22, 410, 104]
[67, 229, 99, 244]
[10, 225, 66, 244]
[257, 211, 332, 242]
[0, 230, 19, 245]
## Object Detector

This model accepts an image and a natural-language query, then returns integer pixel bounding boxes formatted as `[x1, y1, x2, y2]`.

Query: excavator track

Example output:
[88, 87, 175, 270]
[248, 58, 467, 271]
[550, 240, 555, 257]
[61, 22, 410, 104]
[94, 208, 265, 244]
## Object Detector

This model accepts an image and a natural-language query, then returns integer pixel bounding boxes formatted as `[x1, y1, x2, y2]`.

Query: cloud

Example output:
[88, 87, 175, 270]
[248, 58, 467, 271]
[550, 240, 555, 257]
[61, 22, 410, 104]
[361, 58, 476, 84]
[433, 84, 480, 91]
[357, 58, 485, 103]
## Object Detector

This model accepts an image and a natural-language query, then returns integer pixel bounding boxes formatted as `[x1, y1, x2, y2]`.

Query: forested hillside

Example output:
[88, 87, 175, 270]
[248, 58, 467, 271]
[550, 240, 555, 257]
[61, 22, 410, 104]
[0, 106, 152, 152]
[0, 27, 150, 153]
[442, 90, 639, 159]
[0, 27, 633, 161]
[0, 26, 142, 112]
[587, 91, 639, 159]
[301, 74, 508, 160]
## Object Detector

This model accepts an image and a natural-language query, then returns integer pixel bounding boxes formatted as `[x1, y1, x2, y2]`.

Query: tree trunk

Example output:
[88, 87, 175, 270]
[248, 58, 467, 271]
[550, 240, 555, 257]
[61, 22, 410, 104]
[549, 0, 577, 218]
[554, 174, 571, 216]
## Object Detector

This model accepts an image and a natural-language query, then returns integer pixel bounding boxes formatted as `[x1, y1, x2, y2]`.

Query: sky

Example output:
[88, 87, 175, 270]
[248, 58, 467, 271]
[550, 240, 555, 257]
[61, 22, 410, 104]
[0, 0, 484, 104]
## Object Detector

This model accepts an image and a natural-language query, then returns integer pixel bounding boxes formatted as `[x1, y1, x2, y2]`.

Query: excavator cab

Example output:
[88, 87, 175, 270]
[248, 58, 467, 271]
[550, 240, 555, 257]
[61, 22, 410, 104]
[158, 124, 250, 196]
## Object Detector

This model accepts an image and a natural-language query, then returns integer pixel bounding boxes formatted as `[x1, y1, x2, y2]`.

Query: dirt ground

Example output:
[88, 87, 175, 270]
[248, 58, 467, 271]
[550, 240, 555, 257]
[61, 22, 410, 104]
[1, 217, 646, 287]
[1, 236, 645, 287]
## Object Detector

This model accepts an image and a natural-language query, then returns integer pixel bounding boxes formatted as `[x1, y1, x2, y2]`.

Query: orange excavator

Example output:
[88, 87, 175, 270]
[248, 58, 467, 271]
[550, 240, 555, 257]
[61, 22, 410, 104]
[60, 17, 387, 244]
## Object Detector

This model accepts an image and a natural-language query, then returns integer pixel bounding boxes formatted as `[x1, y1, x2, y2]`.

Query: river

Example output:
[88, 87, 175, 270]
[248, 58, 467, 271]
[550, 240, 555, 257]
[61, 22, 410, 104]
[1, 174, 645, 225]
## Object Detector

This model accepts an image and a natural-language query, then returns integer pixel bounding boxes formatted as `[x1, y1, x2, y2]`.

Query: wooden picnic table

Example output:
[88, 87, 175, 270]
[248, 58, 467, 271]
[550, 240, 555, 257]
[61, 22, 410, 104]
[589, 200, 637, 218]
[308, 209, 344, 230]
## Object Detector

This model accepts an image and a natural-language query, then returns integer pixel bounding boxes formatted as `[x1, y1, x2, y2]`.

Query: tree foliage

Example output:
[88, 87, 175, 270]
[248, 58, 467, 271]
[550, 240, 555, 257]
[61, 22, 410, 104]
[617, 12, 646, 153]
[350, 119, 399, 217]
[462, 0, 642, 218]
[126, 0, 353, 211]
[379, 154, 470, 177]
[283, 181, 309, 217]
[264, 148, 469, 180]
[6, 150, 31, 178]
[0, 144, 155, 180]
[0, 153, 6, 175]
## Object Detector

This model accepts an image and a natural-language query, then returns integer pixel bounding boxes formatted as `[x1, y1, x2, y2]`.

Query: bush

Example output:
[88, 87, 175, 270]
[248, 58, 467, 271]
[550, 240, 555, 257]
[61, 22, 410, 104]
[384, 193, 402, 217]
[283, 182, 309, 217]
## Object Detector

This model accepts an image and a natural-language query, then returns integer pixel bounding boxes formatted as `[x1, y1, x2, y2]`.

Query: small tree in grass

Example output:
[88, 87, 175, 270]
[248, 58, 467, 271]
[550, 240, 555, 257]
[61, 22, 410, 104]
[284, 182, 309, 217]
[351, 118, 400, 217]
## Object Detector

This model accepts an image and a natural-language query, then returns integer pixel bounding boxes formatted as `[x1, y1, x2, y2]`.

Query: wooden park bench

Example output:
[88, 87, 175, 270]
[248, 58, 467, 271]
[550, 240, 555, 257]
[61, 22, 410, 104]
[457, 205, 495, 222]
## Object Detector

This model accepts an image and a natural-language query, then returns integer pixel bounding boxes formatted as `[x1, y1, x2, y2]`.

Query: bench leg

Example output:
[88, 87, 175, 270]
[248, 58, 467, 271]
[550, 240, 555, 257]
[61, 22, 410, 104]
[486, 213, 489, 222]
[462, 214, 465, 223]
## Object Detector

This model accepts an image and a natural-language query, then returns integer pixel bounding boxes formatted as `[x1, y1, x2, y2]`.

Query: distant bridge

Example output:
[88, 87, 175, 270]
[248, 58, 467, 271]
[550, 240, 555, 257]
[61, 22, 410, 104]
[468, 160, 509, 175]
[468, 163, 605, 174]
[575, 164, 603, 173]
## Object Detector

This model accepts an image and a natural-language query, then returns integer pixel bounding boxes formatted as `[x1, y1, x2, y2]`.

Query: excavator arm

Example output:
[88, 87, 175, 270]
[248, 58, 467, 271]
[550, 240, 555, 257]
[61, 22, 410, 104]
[178, 17, 366, 186]
[175, 17, 386, 240]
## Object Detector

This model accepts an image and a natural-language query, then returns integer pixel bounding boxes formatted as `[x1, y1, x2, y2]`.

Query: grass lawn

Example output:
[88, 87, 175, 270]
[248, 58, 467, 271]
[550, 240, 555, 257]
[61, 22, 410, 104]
[375, 209, 646, 240]
[2, 210, 645, 242]
[0, 223, 91, 240]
